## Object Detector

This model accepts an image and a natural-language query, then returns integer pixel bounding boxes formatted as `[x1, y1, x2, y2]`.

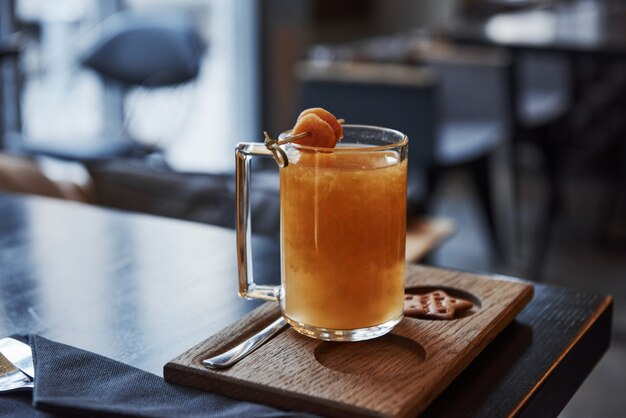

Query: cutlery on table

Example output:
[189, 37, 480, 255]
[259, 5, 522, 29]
[203, 316, 287, 369]
[0, 337, 35, 381]
[0, 352, 33, 392]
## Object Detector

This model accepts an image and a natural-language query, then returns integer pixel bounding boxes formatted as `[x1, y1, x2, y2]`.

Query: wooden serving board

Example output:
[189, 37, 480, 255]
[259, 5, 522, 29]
[164, 264, 533, 417]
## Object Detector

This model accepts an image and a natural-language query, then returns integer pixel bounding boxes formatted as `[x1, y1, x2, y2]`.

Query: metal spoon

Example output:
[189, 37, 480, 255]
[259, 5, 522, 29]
[202, 316, 287, 369]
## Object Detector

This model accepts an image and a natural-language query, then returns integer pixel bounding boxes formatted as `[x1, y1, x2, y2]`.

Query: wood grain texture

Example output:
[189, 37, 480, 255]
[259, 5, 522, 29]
[421, 289, 613, 418]
[164, 264, 534, 418]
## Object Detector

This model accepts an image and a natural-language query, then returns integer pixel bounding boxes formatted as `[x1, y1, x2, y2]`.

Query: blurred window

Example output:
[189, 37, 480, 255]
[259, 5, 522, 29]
[16, 0, 258, 173]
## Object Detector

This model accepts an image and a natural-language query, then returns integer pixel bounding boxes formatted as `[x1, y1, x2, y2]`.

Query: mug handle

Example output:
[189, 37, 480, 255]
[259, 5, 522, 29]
[235, 142, 281, 302]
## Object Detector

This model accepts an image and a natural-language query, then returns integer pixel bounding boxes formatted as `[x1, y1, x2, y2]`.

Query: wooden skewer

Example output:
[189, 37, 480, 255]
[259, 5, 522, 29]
[264, 118, 345, 168]
[276, 131, 308, 145]
[263, 131, 289, 168]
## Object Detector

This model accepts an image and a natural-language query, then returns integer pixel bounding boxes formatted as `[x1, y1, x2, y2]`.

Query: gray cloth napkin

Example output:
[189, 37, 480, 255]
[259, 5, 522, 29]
[2, 335, 309, 417]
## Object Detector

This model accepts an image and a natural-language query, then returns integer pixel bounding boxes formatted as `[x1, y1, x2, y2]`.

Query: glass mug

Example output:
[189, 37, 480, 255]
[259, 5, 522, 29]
[235, 125, 408, 341]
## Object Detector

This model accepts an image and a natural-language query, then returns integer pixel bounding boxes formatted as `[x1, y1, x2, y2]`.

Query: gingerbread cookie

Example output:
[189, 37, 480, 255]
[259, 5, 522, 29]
[404, 290, 474, 320]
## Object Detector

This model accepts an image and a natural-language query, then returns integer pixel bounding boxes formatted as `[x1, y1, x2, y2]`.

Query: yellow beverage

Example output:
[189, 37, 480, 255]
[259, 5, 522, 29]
[280, 148, 407, 330]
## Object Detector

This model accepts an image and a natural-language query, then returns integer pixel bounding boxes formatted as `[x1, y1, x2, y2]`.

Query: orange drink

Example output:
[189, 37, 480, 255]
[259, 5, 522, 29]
[235, 124, 408, 341]
[281, 149, 407, 331]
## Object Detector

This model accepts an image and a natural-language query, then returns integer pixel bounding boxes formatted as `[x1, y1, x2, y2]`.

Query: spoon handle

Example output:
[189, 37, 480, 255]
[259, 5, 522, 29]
[202, 317, 288, 369]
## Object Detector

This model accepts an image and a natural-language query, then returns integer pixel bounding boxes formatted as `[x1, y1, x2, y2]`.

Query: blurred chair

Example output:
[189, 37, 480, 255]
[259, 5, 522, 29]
[416, 44, 570, 272]
[297, 59, 510, 258]
[425, 51, 512, 259]
[16, 9, 205, 163]
[513, 51, 572, 274]
[517, 52, 570, 133]
[514, 51, 572, 216]
[4, 10, 286, 238]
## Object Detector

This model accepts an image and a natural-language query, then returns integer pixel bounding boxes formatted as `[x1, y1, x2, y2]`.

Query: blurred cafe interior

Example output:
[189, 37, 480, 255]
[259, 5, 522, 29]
[0, 0, 624, 416]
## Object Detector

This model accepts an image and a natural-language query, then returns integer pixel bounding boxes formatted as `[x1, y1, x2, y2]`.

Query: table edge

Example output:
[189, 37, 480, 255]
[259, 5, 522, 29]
[507, 294, 614, 417]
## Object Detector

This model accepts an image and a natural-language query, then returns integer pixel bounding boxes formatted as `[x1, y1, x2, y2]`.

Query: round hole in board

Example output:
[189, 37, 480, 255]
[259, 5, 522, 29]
[404, 286, 482, 320]
[314, 334, 426, 379]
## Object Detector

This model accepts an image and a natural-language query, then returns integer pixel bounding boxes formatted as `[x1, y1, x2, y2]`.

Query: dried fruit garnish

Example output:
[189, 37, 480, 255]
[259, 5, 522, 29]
[298, 107, 343, 142]
[291, 108, 342, 149]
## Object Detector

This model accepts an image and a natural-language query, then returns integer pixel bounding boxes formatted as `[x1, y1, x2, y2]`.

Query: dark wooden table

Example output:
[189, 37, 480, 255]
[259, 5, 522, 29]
[0, 193, 612, 417]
